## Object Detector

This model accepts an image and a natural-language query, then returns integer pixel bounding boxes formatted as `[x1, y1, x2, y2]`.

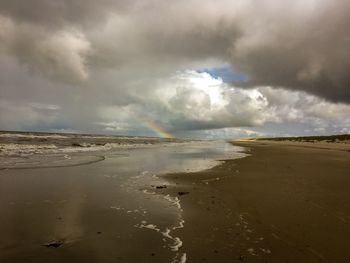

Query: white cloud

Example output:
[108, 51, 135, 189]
[94, 71, 350, 137]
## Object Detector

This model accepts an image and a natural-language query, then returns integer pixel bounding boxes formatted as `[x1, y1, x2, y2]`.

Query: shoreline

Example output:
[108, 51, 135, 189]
[161, 140, 350, 262]
[0, 140, 239, 263]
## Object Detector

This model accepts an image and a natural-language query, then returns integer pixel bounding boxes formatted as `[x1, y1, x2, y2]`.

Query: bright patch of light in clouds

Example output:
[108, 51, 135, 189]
[0, 0, 350, 138]
[181, 71, 226, 106]
[88, 70, 350, 138]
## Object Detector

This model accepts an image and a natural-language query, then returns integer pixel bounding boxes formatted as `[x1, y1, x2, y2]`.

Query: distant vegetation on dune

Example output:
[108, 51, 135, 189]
[253, 134, 350, 143]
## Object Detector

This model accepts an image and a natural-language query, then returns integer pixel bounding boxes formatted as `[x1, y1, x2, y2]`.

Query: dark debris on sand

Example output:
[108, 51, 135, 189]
[154, 185, 167, 189]
[42, 240, 64, 248]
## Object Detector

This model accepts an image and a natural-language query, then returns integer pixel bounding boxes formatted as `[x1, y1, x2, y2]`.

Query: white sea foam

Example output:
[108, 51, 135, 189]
[136, 222, 184, 255]
[0, 143, 58, 156]
[247, 248, 256, 255]
[164, 195, 182, 210]
[161, 228, 172, 239]
[136, 189, 187, 263]
[260, 248, 271, 254]
[170, 237, 183, 251]
[173, 219, 185, 230]
[140, 223, 160, 231]
[0, 143, 117, 157]
[0, 141, 190, 157]
[179, 253, 187, 263]
[172, 252, 187, 263]
[110, 206, 124, 210]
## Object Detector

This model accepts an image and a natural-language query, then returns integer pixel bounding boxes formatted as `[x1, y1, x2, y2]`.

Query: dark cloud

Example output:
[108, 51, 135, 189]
[0, 0, 350, 137]
[230, 0, 350, 103]
[0, 0, 125, 28]
[1, 0, 349, 102]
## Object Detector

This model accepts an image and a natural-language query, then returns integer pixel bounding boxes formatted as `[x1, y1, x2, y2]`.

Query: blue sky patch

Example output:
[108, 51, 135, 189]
[197, 65, 248, 83]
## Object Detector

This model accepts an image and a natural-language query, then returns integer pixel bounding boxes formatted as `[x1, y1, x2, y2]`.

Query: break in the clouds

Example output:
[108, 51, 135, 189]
[0, 0, 349, 138]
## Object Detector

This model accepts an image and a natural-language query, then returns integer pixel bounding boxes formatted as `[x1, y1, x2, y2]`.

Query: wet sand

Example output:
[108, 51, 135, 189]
[0, 140, 244, 263]
[163, 140, 350, 262]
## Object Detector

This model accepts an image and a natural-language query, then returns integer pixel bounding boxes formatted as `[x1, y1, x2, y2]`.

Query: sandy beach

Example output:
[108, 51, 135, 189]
[1, 135, 350, 262]
[162, 140, 350, 262]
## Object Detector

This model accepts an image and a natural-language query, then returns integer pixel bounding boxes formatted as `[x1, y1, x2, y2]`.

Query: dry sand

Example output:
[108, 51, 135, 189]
[162, 140, 350, 262]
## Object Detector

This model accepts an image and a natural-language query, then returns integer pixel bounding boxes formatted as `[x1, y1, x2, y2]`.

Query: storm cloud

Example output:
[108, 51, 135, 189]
[0, 0, 349, 137]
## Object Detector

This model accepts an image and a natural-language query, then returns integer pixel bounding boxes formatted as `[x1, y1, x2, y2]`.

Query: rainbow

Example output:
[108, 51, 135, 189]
[143, 120, 173, 138]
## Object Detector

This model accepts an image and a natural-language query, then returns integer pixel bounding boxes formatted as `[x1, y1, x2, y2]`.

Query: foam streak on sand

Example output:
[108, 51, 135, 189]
[134, 190, 187, 263]
[164, 195, 182, 210]
[135, 220, 186, 262]
[128, 144, 245, 263]
[179, 253, 187, 263]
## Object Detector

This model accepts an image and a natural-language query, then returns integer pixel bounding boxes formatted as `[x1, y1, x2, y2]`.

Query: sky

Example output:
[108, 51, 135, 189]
[0, 0, 350, 139]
